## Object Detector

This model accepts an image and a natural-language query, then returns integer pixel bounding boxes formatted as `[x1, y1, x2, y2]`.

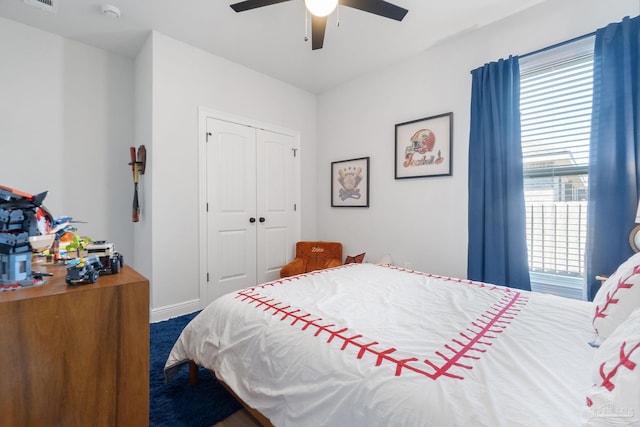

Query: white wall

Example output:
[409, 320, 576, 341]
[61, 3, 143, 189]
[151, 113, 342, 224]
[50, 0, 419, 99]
[0, 17, 135, 262]
[316, 0, 639, 279]
[147, 32, 317, 321]
[133, 34, 154, 297]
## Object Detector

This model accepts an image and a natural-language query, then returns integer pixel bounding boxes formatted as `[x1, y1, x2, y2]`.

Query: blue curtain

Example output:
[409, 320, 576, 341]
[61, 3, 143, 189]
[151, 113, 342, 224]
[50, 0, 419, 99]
[468, 56, 531, 291]
[587, 16, 640, 300]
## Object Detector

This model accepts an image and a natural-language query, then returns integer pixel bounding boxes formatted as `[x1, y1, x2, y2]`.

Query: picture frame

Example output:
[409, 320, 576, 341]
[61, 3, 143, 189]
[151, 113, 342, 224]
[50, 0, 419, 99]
[331, 157, 370, 207]
[394, 112, 453, 179]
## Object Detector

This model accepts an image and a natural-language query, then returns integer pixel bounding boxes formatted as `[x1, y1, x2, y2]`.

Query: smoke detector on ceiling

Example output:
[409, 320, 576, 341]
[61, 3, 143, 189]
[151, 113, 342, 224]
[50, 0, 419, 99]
[23, 0, 58, 13]
[101, 4, 121, 19]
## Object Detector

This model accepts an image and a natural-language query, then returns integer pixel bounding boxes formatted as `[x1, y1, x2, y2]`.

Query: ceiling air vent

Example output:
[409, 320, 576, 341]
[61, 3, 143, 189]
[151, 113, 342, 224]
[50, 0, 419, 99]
[23, 0, 59, 13]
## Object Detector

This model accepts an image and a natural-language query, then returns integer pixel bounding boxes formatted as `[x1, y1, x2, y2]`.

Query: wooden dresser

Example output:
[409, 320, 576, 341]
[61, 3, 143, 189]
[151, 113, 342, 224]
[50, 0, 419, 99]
[0, 263, 150, 426]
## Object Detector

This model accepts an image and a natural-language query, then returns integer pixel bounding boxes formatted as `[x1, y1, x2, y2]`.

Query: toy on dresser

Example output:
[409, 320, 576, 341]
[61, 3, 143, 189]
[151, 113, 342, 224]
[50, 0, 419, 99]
[65, 241, 124, 286]
[0, 185, 53, 290]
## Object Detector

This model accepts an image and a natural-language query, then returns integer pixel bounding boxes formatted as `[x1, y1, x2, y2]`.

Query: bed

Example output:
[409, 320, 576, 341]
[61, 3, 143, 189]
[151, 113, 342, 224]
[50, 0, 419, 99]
[164, 262, 640, 426]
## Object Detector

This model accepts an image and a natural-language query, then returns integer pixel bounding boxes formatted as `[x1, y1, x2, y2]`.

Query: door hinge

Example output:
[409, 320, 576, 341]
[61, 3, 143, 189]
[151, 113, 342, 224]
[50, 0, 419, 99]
[292, 148, 298, 157]
[294, 203, 297, 211]
[206, 202, 209, 212]
[206, 131, 212, 142]
[206, 272, 209, 282]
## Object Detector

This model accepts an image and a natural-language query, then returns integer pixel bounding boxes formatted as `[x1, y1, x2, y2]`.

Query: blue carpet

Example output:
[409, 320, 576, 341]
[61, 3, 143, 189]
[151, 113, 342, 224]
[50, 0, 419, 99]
[150, 311, 243, 427]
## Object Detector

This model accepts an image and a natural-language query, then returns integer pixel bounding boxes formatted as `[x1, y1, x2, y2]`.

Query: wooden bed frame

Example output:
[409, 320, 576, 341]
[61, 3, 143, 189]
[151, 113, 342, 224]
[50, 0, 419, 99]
[189, 361, 274, 427]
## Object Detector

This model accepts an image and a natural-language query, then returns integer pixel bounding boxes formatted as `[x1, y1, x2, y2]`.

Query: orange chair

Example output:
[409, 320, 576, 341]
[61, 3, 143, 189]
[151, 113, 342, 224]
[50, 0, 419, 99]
[280, 241, 343, 278]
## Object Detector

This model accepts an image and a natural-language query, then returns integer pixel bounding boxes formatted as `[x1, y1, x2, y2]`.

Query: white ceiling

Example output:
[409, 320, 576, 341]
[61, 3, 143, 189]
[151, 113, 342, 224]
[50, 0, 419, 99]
[0, 0, 545, 93]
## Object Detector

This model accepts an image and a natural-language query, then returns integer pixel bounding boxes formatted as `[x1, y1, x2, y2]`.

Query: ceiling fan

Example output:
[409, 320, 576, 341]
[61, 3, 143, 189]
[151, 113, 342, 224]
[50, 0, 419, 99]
[229, 0, 408, 50]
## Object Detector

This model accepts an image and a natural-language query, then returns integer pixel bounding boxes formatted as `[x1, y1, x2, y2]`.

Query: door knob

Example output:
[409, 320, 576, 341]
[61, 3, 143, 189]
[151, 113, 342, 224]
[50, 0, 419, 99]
[259, 217, 266, 223]
[249, 217, 256, 223]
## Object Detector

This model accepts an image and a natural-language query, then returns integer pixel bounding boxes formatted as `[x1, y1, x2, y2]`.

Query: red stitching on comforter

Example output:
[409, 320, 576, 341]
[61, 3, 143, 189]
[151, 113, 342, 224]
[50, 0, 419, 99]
[234, 266, 528, 381]
[598, 341, 640, 391]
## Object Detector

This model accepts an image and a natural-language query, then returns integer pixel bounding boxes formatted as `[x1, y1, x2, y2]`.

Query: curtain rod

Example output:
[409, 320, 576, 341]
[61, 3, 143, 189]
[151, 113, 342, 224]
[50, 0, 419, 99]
[471, 30, 596, 73]
[519, 31, 595, 59]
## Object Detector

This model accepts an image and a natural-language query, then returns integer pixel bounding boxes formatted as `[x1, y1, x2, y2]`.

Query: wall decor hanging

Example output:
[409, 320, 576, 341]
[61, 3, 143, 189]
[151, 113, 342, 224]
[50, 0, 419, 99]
[331, 157, 369, 207]
[395, 112, 453, 179]
[128, 145, 146, 222]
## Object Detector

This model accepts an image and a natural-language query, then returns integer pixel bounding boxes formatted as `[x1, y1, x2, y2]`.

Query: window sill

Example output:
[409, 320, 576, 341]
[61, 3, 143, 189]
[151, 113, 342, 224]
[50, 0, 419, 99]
[530, 272, 586, 300]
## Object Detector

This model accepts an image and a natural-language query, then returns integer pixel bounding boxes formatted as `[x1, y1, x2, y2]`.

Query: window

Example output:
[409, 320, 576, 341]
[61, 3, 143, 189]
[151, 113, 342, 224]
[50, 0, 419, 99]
[519, 36, 594, 297]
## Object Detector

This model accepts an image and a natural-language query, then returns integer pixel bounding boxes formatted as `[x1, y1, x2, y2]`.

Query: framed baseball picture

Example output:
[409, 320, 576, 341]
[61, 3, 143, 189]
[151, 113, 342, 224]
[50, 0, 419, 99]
[331, 157, 370, 207]
[394, 112, 453, 179]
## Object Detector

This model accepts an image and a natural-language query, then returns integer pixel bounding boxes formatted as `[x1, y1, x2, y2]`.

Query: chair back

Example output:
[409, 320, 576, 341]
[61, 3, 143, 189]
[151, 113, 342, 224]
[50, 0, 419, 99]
[295, 241, 342, 273]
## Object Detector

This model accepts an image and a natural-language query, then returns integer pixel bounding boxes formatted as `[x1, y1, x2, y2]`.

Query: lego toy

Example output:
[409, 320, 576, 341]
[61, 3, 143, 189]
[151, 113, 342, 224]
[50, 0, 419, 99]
[1, 185, 125, 290]
[65, 242, 124, 286]
[0, 185, 52, 289]
[65, 255, 103, 285]
[85, 240, 124, 275]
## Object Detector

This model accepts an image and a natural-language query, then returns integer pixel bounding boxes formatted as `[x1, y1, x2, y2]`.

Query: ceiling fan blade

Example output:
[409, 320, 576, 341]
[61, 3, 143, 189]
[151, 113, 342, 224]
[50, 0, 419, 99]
[230, 0, 292, 13]
[311, 15, 327, 50]
[339, 0, 408, 21]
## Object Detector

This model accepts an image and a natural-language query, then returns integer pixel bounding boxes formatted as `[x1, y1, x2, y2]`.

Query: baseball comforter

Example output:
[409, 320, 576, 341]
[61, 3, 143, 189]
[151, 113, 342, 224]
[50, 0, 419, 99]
[165, 263, 595, 426]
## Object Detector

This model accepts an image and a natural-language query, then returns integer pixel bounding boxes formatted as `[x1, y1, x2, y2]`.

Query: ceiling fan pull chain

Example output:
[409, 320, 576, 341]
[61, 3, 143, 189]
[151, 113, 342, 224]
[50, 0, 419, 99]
[336, 3, 340, 27]
[304, 8, 309, 42]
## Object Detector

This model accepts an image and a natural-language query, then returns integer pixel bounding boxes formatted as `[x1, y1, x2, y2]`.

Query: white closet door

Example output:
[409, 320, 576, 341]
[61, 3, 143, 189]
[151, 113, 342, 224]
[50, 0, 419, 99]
[206, 117, 257, 300]
[256, 129, 297, 284]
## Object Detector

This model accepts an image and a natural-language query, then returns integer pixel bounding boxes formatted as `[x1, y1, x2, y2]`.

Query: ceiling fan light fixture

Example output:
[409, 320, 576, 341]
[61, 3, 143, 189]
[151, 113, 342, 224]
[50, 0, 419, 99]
[304, 0, 338, 17]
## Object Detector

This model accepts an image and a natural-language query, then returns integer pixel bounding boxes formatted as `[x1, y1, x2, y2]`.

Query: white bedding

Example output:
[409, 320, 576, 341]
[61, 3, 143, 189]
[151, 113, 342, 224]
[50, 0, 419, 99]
[165, 263, 596, 426]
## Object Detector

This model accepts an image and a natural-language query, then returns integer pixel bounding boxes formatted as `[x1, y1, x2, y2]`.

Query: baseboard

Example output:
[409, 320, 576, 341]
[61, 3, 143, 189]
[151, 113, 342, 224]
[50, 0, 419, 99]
[151, 299, 202, 323]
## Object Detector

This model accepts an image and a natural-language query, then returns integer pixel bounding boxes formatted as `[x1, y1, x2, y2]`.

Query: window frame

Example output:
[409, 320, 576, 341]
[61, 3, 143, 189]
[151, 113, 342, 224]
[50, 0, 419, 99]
[519, 35, 595, 298]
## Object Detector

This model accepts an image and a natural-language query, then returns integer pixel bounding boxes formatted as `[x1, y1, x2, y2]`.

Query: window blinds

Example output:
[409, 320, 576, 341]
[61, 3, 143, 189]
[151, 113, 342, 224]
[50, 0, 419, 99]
[520, 41, 593, 278]
[521, 53, 593, 178]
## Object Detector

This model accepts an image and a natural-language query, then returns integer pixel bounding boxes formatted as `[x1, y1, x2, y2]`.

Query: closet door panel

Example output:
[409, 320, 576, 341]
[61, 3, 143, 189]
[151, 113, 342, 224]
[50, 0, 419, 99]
[206, 118, 257, 298]
[256, 130, 297, 284]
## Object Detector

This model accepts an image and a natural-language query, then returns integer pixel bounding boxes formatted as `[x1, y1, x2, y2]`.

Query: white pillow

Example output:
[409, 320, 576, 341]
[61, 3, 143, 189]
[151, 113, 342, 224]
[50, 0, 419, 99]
[592, 252, 640, 344]
[582, 308, 640, 426]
